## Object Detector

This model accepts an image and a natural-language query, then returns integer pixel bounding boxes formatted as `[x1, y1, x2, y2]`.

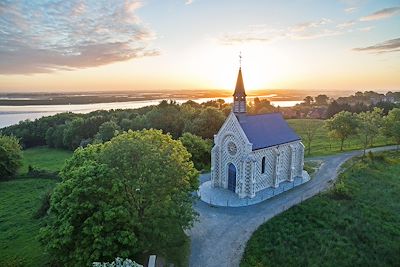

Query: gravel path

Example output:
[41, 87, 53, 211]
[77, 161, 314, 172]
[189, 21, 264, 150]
[188, 145, 398, 267]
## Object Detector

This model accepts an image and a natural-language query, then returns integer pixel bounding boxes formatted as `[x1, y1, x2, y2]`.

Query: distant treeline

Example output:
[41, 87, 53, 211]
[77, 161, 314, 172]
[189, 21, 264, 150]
[286, 91, 400, 119]
[0, 100, 229, 150]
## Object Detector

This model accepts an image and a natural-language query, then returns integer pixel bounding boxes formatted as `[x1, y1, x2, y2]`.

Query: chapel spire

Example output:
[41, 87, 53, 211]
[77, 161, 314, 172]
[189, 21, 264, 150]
[233, 52, 247, 114]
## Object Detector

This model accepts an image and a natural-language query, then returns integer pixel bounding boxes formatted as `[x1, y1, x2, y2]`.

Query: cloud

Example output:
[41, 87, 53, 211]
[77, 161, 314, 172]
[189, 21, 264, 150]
[185, 0, 194, 5]
[218, 18, 341, 45]
[353, 38, 400, 53]
[290, 18, 332, 32]
[358, 26, 374, 32]
[219, 35, 274, 45]
[344, 7, 357, 13]
[360, 6, 400, 21]
[0, 1, 158, 74]
[336, 20, 356, 28]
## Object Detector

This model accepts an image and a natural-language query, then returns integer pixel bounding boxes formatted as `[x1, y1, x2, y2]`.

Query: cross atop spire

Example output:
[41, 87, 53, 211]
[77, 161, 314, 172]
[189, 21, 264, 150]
[239, 51, 242, 68]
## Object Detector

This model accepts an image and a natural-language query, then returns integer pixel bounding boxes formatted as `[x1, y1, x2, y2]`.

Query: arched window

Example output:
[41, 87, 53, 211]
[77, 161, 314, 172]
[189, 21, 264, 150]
[261, 157, 266, 174]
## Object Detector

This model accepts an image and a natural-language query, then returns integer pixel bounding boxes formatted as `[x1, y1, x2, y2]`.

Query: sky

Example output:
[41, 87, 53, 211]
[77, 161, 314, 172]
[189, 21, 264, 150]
[0, 0, 399, 93]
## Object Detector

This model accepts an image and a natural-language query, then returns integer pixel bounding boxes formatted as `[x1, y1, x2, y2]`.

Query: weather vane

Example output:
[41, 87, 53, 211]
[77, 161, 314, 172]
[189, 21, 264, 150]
[239, 51, 242, 68]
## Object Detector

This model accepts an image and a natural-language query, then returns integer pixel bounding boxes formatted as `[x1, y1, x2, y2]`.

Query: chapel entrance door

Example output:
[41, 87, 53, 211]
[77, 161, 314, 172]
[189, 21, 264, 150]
[227, 163, 236, 192]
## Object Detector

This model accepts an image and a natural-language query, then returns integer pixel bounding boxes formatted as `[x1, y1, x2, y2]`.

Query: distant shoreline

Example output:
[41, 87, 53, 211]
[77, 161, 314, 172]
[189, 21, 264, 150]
[0, 89, 373, 106]
[0, 94, 303, 106]
[0, 96, 156, 106]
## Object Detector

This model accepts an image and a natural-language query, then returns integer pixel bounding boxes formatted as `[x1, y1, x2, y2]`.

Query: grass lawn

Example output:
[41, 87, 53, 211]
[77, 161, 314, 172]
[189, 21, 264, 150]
[20, 146, 72, 173]
[241, 151, 400, 267]
[0, 146, 71, 267]
[287, 119, 393, 157]
[0, 178, 57, 267]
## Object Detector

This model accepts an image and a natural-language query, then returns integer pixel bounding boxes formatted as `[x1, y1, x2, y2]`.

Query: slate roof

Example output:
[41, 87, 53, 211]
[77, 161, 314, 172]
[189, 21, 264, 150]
[237, 112, 301, 150]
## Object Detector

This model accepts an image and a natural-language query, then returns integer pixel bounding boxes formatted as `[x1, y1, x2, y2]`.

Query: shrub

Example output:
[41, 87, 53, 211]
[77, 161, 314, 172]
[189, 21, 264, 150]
[0, 135, 22, 179]
[179, 132, 211, 171]
[367, 151, 387, 163]
[27, 165, 59, 179]
[33, 190, 52, 219]
[332, 180, 351, 200]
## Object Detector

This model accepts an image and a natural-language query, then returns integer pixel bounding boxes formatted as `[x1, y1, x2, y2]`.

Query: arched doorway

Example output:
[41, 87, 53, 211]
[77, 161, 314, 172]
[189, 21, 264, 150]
[227, 163, 236, 192]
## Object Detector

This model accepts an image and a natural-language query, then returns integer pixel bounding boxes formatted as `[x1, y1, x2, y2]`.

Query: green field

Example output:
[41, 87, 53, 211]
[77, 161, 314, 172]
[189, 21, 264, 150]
[241, 151, 400, 267]
[287, 119, 393, 157]
[20, 146, 72, 173]
[0, 147, 71, 267]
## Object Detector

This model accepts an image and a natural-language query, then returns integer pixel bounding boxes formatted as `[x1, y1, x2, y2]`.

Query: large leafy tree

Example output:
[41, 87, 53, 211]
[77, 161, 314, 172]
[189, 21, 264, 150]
[62, 117, 86, 149]
[185, 107, 226, 139]
[40, 129, 198, 266]
[357, 108, 383, 156]
[325, 111, 358, 151]
[95, 121, 121, 142]
[145, 101, 185, 138]
[303, 96, 314, 106]
[0, 135, 22, 179]
[179, 132, 211, 171]
[314, 94, 329, 106]
[383, 108, 400, 150]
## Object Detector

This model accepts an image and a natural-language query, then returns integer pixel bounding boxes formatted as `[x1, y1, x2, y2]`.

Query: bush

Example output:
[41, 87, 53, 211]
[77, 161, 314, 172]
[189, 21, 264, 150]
[33, 191, 52, 219]
[27, 165, 59, 179]
[0, 135, 22, 179]
[332, 179, 351, 200]
[179, 132, 211, 171]
[367, 151, 386, 162]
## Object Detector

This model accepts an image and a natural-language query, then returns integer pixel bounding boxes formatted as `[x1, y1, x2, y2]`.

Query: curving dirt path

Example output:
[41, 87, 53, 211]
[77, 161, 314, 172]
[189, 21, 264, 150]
[188, 146, 398, 267]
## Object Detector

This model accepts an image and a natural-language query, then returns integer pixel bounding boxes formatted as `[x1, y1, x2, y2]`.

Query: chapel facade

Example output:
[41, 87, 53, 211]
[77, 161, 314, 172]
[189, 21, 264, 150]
[210, 67, 308, 199]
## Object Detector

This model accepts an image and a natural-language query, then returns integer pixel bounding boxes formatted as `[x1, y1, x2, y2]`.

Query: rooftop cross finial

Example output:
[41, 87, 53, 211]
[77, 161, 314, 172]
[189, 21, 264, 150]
[239, 51, 242, 68]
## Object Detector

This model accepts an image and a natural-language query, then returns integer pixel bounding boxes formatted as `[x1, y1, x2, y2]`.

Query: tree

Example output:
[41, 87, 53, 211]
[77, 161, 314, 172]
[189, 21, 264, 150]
[185, 107, 226, 139]
[53, 124, 67, 148]
[146, 103, 184, 138]
[326, 100, 342, 118]
[303, 96, 314, 106]
[0, 135, 22, 179]
[95, 121, 121, 142]
[382, 108, 400, 150]
[179, 132, 211, 171]
[325, 111, 358, 151]
[314, 95, 329, 106]
[45, 127, 55, 147]
[249, 97, 276, 114]
[300, 120, 321, 155]
[357, 108, 383, 156]
[40, 129, 198, 266]
[63, 118, 85, 149]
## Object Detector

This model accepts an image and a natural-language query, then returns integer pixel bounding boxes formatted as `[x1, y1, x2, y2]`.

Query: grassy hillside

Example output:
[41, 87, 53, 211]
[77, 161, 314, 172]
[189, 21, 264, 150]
[241, 151, 400, 267]
[287, 119, 393, 157]
[0, 147, 71, 267]
[20, 146, 72, 173]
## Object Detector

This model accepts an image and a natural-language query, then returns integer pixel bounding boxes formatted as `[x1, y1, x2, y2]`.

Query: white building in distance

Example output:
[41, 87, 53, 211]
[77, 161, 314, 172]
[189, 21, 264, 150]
[210, 67, 309, 199]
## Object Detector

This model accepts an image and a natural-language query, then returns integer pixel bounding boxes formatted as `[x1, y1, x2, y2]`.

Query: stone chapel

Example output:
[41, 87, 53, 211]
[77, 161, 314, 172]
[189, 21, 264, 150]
[210, 67, 309, 199]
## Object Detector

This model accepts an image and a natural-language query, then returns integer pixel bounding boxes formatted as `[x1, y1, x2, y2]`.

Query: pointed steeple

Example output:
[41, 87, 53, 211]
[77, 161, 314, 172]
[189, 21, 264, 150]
[233, 67, 246, 97]
[233, 67, 247, 114]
